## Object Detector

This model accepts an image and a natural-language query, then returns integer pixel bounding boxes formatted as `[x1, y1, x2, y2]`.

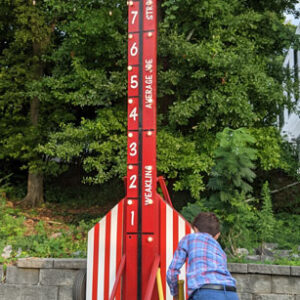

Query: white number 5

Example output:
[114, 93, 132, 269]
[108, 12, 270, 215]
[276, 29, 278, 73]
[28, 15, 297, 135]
[130, 75, 138, 89]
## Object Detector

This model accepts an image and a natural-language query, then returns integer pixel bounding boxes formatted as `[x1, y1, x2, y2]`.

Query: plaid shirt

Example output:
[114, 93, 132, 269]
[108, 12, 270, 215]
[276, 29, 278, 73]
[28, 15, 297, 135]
[166, 232, 236, 296]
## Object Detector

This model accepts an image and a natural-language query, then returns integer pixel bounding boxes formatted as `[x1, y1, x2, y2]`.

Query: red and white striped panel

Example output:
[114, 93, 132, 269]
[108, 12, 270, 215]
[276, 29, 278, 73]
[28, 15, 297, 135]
[159, 197, 193, 300]
[86, 199, 124, 300]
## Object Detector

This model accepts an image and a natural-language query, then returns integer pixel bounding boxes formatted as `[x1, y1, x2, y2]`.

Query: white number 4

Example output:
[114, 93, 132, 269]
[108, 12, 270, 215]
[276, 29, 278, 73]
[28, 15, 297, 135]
[129, 107, 138, 121]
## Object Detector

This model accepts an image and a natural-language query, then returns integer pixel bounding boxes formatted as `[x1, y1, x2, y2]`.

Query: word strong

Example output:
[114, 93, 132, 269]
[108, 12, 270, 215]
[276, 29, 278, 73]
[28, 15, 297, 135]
[126, 0, 158, 299]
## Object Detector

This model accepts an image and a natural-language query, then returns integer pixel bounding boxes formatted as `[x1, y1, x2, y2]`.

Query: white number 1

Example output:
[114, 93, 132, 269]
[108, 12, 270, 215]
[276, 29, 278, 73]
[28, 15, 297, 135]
[131, 211, 135, 226]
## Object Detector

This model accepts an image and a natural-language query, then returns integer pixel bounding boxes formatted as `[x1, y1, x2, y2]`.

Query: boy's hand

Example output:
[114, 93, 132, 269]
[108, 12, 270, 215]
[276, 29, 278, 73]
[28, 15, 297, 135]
[174, 295, 179, 300]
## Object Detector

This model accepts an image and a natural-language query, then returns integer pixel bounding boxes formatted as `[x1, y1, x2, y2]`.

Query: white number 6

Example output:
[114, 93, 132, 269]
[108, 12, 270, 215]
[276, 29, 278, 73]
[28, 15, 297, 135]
[130, 42, 138, 57]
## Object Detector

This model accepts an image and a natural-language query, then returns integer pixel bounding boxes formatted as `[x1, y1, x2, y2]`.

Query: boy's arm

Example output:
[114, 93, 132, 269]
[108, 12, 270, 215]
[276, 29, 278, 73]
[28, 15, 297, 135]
[166, 239, 188, 296]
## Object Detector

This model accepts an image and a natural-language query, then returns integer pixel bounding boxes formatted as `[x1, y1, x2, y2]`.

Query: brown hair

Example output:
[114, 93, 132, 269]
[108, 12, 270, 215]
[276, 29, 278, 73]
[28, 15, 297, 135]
[192, 212, 220, 237]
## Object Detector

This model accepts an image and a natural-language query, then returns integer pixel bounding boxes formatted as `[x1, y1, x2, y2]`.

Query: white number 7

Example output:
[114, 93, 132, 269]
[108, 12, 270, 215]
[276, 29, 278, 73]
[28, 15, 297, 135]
[131, 11, 138, 25]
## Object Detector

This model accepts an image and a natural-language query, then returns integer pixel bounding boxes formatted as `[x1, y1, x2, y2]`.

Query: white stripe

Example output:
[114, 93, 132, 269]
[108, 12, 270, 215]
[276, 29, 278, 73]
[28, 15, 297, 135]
[97, 217, 106, 299]
[109, 205, 119, 299]
[166, 205, 173, 300]
[178, 217, 186, 280]
[86, 227, 94, 300]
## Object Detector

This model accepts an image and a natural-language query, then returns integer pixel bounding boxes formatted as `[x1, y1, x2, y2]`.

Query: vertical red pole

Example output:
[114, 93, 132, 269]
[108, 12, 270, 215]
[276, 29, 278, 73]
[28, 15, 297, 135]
[126, 0, 158, 299]
[141, 0, 159, 298]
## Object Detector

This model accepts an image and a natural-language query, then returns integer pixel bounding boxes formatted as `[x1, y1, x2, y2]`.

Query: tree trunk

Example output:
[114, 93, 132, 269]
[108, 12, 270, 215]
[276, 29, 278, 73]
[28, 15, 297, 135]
[23, 172, 44, 207]
[23, 9, 45, 206]
[23, 90, 43, 207]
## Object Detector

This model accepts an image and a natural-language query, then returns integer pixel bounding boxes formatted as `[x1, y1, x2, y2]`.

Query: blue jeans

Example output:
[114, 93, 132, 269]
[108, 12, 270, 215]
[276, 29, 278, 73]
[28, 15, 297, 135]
[189, 289, 240, 300]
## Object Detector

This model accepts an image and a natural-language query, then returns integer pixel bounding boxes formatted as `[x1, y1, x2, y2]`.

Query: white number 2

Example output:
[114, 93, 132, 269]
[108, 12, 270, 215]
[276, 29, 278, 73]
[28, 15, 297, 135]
[129, 175, 137, 189]
[131, 11, 138, 25]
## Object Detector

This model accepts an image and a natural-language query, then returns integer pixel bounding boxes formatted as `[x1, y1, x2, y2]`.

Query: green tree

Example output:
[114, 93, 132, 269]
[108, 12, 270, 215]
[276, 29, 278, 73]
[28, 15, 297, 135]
[43, 0, 299, 200]
[155, 0, 299, 196]
[206, 128, 258, 252]
[0, 0, 59, 206]
[207, 128, 257, 204]
[257, 181, 275, 246]
[0, 0, 127, 206]
[37, 0, 128, 185]
[1, 0, 299, 206]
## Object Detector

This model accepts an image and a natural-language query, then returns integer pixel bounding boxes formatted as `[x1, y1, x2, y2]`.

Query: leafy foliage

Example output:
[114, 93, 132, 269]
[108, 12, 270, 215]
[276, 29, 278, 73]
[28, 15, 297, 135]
[274, 213, 300, 250]
[207, 128, 257, 204]
[0, 198, 95, 263]
[1, 0, 299, 203]
[257, 181, 275, 245]
[181, 129, 299, 253]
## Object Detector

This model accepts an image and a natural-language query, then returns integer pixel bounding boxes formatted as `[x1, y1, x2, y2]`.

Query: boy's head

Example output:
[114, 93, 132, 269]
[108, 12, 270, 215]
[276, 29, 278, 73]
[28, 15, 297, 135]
[192, 212, 220, 238]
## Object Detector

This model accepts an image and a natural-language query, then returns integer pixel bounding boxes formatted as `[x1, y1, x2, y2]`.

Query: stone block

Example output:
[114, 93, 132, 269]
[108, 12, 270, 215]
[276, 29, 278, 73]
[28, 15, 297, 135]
[234, 274, 251, 293]
[0, 284, 58, 300]
[238, 292, 253, 300]
[249, 275, 272, 293]
[248, 264, 290, 275]
[58, 287, 73, 300]
[6, 266, 39, 285]
[263, 243, 278, 251]
[248, 264, 273, 274]
[295, 295, 300, 300]
[40, 269, 77, 286]
[254, 295, 295, 300]
[228, 263, 248, 273]
[272, 275, 300, 294]
[53, 259, 86, 269]
[270, 265, 290, 276]
[274, 250, 292, 258]
[17, 258, 54, 269]
[246, 255, 261, 262]
[236, 248, 250, 256]
[291, 266, 300, 276]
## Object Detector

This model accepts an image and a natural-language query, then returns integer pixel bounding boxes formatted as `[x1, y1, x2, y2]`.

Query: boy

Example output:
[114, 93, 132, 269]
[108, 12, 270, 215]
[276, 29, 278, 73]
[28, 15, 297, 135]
[166, 212, 239, 300]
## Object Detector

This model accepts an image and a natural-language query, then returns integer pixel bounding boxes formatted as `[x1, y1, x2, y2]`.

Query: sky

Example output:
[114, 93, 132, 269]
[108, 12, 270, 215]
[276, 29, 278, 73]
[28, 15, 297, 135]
[285, 3, 300, 25]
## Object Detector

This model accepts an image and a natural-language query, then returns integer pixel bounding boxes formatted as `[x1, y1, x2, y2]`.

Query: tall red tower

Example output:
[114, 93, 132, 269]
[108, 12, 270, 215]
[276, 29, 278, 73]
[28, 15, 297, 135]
[85, 1, 192, 299]
[125, 0, 158, 298]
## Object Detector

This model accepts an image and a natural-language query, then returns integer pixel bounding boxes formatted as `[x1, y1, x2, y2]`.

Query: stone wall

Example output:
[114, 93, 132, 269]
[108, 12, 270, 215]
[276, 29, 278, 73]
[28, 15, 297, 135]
[0, 258, 85, 300]
[0, 258, 299, 299]
[230, 263, 300, 300]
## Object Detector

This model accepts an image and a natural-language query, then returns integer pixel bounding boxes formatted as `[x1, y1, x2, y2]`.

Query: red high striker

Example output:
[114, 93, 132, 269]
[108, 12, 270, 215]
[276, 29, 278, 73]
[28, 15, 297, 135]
[85, 1, 192, 299]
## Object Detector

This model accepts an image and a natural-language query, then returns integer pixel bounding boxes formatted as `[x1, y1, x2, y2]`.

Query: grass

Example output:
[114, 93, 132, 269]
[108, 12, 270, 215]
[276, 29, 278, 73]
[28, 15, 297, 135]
[0, 198, 102, 264]
[0, 181, 299, 266]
